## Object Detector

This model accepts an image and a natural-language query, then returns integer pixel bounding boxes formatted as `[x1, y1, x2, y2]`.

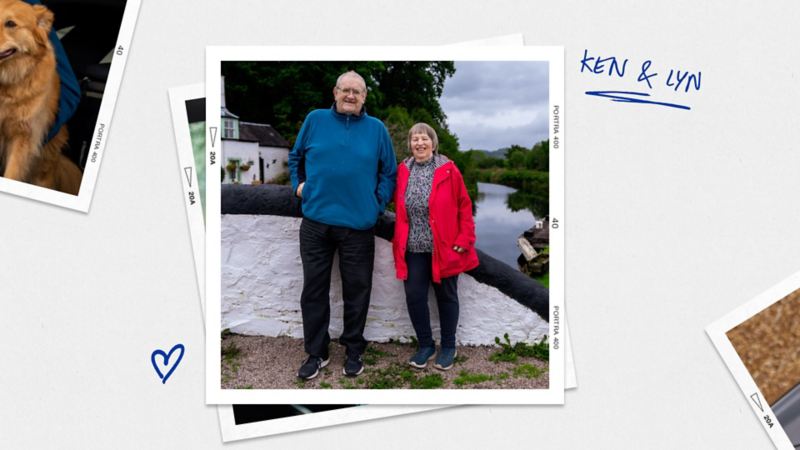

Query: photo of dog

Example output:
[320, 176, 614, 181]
[0, 0, 81, 195]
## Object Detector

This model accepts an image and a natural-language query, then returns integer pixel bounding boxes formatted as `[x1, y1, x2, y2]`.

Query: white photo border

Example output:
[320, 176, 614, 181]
[206, 46, 565, 404]
[706, 270, 800, 450]
[0, 0, 141, 212]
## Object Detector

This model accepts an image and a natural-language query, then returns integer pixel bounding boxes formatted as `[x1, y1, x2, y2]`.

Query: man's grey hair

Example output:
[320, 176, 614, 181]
[335, 70, 367, 93]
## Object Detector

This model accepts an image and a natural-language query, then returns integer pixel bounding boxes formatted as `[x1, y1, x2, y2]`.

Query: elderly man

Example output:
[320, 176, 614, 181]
[288, 71, 396, 379]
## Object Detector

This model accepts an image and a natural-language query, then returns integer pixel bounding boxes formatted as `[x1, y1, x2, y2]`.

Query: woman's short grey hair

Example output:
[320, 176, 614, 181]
[408, 122, 439, 153]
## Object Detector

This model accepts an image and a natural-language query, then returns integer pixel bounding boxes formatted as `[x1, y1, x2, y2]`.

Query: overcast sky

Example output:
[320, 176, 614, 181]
[440, 61, 549, 151]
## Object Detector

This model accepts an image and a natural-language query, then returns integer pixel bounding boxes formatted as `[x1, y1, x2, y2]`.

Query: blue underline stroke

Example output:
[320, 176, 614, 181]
[585, 90, 691, 111]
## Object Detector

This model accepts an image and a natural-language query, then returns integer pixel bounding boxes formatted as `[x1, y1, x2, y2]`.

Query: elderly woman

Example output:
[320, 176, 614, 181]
[392, 123, 479, 371]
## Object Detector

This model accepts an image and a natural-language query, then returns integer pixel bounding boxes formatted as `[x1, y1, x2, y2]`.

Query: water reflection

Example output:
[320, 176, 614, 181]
[474, 182, 536, 268]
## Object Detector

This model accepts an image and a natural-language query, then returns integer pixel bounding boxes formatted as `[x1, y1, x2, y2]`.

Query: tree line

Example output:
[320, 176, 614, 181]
[221, 61, 459, 162]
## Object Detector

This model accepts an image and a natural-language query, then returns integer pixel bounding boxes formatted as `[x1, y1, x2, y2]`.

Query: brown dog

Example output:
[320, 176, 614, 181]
[0, 0, 81, 195]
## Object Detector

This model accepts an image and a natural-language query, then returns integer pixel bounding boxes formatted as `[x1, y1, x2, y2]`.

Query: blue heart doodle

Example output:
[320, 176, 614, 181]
[151, 344, 185, 384]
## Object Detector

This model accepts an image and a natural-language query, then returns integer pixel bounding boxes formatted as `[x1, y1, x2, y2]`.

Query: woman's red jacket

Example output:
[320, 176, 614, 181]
[392, 157, 480, 283]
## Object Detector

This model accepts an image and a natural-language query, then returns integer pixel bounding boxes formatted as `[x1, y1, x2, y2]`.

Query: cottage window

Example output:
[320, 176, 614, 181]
[223, 119, 235, 138]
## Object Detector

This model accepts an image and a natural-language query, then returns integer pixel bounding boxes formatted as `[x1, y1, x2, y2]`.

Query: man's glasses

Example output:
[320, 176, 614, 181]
[336, 87, 364, 96]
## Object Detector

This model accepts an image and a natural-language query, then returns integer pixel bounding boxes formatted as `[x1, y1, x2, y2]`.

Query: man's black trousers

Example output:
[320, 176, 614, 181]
[299, 218, 375, 358]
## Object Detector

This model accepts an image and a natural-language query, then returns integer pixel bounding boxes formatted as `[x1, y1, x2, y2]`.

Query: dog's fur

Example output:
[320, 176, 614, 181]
[0, 0, 81, 195]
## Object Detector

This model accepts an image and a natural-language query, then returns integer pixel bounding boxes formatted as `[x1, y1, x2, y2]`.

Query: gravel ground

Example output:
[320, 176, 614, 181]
[221, 334, 549, 390]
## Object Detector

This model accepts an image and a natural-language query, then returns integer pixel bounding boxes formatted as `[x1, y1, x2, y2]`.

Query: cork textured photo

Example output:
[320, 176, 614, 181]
[707, 270, 800, 449]
[727, 288, 800, 406]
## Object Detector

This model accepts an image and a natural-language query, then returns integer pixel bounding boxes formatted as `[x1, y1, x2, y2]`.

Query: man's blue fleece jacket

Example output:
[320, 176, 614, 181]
[288, 106, 397, 230]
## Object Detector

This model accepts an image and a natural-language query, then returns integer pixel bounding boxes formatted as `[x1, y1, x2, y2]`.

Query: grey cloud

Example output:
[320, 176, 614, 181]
[440, 61, 549, 150]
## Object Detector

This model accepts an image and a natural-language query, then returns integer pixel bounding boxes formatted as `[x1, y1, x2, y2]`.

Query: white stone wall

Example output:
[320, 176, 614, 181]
[221, 215, 549, 346]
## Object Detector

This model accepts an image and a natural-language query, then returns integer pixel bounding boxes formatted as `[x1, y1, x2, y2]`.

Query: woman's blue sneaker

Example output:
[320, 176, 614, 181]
[434, 347, 457, 371]
[408, 346, 436, 369]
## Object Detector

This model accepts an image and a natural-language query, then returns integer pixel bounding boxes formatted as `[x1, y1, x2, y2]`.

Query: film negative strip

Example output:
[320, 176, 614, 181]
[205, 45, 565, 405]
[0, 0, 141, 211]
[707, 270, 800, 449]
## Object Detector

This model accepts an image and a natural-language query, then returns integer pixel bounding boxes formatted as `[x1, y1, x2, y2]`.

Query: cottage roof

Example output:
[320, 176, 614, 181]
[221, 106, 239, 119]
[233, 122, 291, 148]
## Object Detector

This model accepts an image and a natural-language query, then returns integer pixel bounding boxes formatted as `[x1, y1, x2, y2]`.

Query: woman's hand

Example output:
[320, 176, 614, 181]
[452, 245, 466, 253]
[296, 182, 305, 198]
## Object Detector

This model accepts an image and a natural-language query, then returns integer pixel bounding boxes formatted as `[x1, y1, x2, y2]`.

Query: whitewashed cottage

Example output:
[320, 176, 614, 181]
[220, 78, 290, 184]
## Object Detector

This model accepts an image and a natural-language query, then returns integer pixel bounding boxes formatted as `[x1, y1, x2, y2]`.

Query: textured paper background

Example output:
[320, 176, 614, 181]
[1, 1, 799, 448]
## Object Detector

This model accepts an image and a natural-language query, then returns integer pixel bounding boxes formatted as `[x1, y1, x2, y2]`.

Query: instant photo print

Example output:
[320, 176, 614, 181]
[707, 270, 800, 449]
[0, 0, 140, 211]
[205, 46, 565, 405]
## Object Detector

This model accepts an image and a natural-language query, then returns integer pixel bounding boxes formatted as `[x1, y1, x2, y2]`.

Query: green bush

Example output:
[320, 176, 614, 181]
[489, 334, 549, 363]
[269, 172, 291, 185]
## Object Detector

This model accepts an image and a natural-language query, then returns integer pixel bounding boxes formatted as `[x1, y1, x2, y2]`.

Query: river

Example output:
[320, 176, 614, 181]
[473, 182, 536, 269]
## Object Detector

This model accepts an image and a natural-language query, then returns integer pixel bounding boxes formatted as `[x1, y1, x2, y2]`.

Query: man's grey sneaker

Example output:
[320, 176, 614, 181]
[433, 347, 457, 371]
[342, 354, 364, 377]
[298, 355, 329, 380]
[408, 346, 436, 369]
